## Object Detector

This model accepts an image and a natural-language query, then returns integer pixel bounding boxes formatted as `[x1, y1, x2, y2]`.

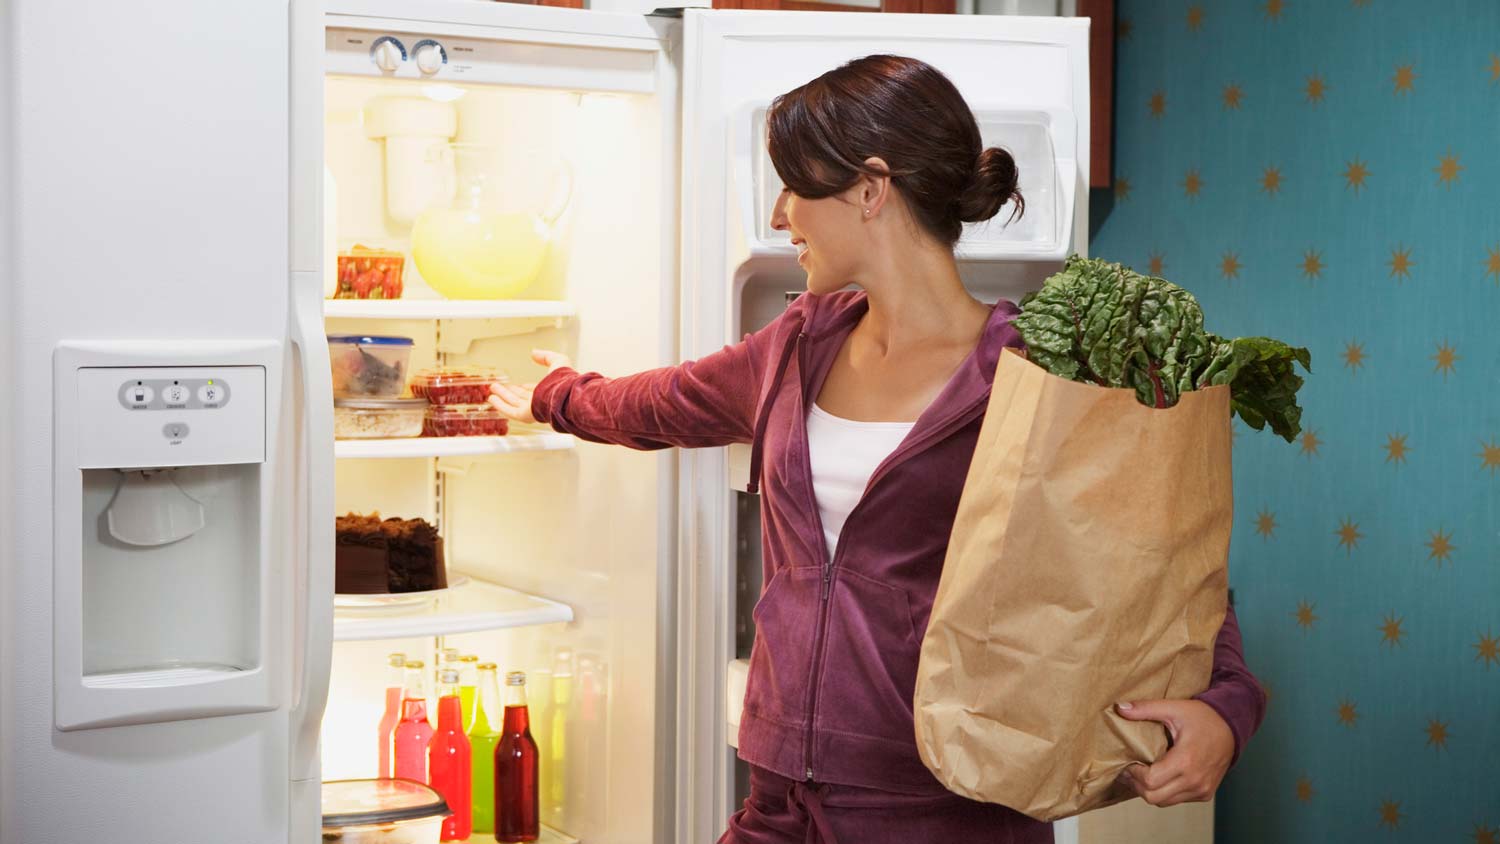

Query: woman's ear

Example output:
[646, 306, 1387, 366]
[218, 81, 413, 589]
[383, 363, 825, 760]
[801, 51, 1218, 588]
[861, 156, 892, 218]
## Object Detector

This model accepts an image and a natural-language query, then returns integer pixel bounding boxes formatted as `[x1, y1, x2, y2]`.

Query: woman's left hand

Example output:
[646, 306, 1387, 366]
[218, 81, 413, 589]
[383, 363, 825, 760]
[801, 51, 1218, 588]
[1112, 699, 1234, 807]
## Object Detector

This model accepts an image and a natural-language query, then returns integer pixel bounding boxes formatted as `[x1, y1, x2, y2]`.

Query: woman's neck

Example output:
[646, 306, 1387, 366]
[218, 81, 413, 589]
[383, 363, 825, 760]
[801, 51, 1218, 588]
[855, 243, 987, 356]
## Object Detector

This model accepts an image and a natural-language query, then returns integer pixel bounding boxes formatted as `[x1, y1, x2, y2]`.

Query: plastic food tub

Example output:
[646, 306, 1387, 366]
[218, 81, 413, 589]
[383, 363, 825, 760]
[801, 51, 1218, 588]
[423, 403, 510, 437]
[328, 335, 414, 398]
[321, 778, 449, 843]
[334, 397, 427, 439]
[409, 368, 506, 405]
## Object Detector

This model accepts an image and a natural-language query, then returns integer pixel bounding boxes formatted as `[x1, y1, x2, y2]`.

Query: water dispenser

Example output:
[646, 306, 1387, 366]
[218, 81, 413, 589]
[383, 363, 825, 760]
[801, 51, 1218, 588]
[53, 342, 281, 731]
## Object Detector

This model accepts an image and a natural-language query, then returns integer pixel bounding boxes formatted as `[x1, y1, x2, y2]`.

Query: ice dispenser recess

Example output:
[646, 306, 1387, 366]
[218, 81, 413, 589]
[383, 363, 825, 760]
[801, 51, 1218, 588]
[54, 346, 280, 731]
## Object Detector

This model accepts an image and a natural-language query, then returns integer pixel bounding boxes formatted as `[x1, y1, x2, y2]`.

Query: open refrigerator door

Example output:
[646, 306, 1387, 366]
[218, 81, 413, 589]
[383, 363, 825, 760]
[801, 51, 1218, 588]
[675, 10, 1089, 840]
[318, 3, 681, 842]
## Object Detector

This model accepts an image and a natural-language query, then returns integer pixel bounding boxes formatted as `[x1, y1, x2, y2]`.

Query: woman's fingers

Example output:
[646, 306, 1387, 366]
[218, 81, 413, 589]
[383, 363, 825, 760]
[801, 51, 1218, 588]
[487, 381, 536, 424]
[531, 348, 573, 373]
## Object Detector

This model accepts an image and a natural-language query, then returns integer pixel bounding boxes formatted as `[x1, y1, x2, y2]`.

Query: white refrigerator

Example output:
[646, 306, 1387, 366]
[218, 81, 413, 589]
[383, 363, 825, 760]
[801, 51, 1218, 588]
[0, 2, 1088, 842]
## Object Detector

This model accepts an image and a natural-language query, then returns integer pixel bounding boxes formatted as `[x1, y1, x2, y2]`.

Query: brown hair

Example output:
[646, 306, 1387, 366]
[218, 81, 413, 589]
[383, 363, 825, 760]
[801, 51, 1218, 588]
[766, 54, 1023, 249]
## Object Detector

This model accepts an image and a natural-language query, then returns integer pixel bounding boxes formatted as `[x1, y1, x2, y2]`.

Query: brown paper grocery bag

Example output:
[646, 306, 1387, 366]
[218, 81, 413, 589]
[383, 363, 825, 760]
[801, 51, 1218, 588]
[914, 347, 1231, 822]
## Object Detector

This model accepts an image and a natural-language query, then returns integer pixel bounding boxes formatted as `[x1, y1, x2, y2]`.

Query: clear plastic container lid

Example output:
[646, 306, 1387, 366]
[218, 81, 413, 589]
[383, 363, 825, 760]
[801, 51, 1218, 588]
[410, 368, 504, 387]
[334, 397, 428, 410]
[321, 779, 451, 828]
[327, 334, 415, 347]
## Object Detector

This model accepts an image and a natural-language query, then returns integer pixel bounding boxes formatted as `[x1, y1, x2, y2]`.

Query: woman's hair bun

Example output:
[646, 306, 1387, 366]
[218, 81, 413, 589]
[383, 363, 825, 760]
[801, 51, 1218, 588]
[957, 146, 1023, 225]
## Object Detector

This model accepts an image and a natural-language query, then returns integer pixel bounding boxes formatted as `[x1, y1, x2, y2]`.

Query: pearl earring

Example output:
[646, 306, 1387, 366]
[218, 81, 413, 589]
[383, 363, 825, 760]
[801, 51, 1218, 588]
[864, 209, 871, 216]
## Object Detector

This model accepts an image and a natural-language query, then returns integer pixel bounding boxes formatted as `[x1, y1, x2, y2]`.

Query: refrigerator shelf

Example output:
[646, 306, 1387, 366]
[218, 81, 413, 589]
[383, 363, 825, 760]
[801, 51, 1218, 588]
[457, 827, 578, 844]
[332, 575, 574, 642]
[335, 432, 576, 460]
[323, 299, 577, 321]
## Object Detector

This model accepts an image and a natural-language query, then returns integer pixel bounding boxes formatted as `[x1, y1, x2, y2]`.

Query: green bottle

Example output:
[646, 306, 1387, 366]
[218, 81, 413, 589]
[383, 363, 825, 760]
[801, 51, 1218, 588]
[458, 654, 479, 730]
[467, 662, 503, 834]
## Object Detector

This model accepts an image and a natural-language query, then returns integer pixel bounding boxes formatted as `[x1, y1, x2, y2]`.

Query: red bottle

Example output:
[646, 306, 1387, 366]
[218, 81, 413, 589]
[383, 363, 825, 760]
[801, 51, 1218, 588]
[393, 660, 433, 783]
[429, 668, 473, 841]
[377, 652, 407, 778]
[494, 670, 539, 843]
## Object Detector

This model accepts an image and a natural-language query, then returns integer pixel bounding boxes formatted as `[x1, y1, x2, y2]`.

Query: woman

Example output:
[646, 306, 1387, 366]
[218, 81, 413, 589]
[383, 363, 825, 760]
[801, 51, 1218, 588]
[489, 55, 1267, 844]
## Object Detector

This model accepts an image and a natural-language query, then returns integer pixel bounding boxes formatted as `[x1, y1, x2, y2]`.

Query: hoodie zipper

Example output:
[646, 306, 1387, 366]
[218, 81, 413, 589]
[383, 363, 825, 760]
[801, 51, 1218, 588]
[797, 383, 991, 783]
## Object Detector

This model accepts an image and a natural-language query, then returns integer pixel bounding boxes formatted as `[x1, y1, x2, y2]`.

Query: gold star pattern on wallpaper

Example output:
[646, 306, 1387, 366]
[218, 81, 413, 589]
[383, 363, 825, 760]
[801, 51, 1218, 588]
[1220, 251, 1241, 280]
[1425, 528, 1455, 567]
[1489, 53, 1499, 84]
[1475, 628, 1500, 669]
[1471, 822, 1498, 844]
[1149, 90, 1166, 119]
[1343, 157, 1370, 194]
[1301, 249, 1324, 280]
[1222, 83, 1244, 110]
[1392, 63, 1417, 95]
[1352, 0, 1370, 7]
[1293, 600, 1317, 630]
[1342, 341, 1365, 372]
[1295, 776, 1314, 803]
[1183, 168, 1203, 198]
[1379, 800, 1404, 830]
[1431, 341, 1460, 379]
[1117, 18, 1132, 40]
[1436, 150, 1464, 188]
[1380, 611, 1406, 649]
[1148, 251, 1165, 276]
[1300, 428, 1322, 457]
[1383, 433, 1409, 465]
[1425, 717, 1450, 751]
[1485, 244, 1500, 284]
[1263, 0, 1285, 21]
[1114, 177, 1131, 202]
[1256, 508, 1277, 539]
[1479, 440, 1500, 475]
[1187, 5, 1205, 32]
[1389, 245, 1414, 281]
[1305, 73, 1329, 104]
[1336, 516, 1363, 554]
[1260, 165, 1283, 195]
[1336, 698, 1359, 727]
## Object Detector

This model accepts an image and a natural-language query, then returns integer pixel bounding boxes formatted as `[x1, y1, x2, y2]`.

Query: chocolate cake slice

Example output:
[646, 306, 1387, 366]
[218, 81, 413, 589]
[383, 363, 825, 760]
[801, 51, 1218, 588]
[335, 513, 448, 594]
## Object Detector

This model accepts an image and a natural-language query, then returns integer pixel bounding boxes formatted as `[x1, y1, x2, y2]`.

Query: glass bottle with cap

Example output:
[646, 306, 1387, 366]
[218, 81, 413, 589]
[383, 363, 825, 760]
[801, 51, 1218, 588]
[393, 660, 433, 783]
[458, 654, 480, 730]
[467, 662, 503, 834]
[428, 667, 471, 841]
[377, 652, 407, 778]
[495, 670, 539, 842]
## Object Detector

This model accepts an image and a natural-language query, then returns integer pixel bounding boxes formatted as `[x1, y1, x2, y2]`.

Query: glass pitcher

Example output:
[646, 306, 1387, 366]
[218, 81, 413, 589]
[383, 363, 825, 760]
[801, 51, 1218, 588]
[411, 143, 573, 300]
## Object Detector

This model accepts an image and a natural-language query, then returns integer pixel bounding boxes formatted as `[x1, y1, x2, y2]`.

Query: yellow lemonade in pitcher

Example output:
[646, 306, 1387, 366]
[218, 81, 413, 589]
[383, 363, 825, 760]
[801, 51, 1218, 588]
[411, 208, 551, 300]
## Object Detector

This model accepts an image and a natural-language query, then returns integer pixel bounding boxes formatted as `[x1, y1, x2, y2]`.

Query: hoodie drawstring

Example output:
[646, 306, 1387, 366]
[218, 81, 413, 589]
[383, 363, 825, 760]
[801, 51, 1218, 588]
[787, 780, 838, 844]
[746, 328, 803, 495]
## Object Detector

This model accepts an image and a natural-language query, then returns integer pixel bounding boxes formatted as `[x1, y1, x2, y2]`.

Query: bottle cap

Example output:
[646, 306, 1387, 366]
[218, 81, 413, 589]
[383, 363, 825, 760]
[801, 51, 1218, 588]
[406, 659, 425, 669]
[388, 653, 406, 667]
[459, 654, 479, 663]
[439, 668, 461, 684]
[478, 662, 498, 671]
[506, 670, 527, 686]
[441, 648, 460, 662]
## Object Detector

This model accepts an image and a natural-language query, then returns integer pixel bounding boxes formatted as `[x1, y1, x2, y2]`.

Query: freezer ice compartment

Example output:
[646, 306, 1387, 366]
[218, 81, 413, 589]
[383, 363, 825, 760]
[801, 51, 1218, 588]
[81, 465, 262, 680]
[745, 105, 1067, 257]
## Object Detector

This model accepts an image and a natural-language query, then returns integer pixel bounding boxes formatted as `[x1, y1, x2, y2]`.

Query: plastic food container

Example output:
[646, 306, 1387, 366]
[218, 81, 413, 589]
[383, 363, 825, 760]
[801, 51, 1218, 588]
[424, 403, 510, 437]
[334, 397, 427, 439]
[335, 245, 405, 300]
[328, 335, 413, 398]
[409, 368, 506, 405]
[321, 778, 449, 843]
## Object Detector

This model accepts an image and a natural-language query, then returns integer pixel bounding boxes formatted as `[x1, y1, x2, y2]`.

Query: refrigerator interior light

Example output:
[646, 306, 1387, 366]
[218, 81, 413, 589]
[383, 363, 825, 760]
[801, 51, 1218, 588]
[421, 84, 466, 103]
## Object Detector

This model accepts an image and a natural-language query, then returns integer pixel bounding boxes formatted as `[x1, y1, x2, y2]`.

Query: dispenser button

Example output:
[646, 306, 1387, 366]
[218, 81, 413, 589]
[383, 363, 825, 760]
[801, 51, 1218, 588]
[162, 423, 189, 442]
[198, 383, 224, 405]
[127, 384, 154, 406]
[163, 385, 189, 405]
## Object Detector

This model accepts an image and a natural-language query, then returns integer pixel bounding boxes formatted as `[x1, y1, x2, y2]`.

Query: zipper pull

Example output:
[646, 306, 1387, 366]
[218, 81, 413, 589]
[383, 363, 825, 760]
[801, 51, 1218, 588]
[805, 767, 815, 782]
[820, 565, 831, 600]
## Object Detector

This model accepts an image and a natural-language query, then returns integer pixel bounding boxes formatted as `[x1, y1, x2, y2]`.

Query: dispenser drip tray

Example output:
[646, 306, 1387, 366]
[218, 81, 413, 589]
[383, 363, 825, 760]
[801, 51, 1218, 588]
[83, 662, 245, 690]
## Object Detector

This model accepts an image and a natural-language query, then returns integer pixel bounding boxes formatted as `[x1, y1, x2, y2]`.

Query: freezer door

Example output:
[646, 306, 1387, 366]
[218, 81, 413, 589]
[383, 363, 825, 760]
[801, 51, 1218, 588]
[676, 10, 1089, 839]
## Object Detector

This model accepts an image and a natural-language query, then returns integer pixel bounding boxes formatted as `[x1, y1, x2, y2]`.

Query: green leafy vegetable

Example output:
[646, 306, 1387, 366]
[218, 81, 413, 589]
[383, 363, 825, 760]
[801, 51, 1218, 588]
[1013, 255, 1310, 442]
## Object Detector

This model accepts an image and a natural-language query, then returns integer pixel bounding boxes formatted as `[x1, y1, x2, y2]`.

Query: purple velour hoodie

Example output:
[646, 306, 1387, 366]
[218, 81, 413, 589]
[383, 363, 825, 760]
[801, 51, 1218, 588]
[532, 290, 1268, 831]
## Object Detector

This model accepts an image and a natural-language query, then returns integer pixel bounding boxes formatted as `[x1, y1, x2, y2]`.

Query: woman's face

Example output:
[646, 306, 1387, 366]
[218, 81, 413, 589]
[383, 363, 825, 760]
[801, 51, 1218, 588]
[770, 185, 867, 295]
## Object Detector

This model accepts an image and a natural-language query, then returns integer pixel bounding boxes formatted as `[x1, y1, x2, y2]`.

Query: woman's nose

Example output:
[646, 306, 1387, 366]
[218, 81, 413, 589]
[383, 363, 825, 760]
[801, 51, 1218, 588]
[770, 191, 789, 231]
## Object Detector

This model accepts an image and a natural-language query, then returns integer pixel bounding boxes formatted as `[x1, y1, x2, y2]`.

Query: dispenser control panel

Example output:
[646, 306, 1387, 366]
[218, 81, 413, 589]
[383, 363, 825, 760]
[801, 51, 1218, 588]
[76, 366, 265, 469]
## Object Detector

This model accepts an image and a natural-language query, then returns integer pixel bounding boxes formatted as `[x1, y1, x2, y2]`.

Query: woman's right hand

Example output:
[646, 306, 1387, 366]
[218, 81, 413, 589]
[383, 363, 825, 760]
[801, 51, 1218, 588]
[487, 349, 573, 425]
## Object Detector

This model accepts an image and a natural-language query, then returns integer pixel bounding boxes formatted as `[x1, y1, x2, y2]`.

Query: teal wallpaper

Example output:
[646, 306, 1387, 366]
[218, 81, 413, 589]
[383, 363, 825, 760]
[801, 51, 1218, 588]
[1090, 1, 1500, 841]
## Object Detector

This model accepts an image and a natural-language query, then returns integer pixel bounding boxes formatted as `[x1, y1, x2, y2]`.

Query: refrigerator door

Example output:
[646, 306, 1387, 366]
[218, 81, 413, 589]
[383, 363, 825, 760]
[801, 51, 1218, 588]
[1, 1, 323, 842]
[676, 10, 1089, 839]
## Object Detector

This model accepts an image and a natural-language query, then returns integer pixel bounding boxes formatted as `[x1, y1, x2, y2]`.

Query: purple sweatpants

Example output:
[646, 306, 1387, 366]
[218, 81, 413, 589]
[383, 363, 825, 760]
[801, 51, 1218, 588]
[718, 766, 1055, 844]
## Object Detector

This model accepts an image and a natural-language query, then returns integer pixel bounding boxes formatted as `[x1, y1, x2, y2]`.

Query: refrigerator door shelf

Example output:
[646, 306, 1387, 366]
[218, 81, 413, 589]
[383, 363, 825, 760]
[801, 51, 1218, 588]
[335, 431, 576, 461]
[322, 298, 576, 321]
[332, 574, 573, 641]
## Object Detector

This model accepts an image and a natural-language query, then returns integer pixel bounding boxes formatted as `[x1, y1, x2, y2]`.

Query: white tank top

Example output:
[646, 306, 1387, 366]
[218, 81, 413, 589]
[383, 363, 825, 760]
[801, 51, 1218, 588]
[806, 403, 917, 560]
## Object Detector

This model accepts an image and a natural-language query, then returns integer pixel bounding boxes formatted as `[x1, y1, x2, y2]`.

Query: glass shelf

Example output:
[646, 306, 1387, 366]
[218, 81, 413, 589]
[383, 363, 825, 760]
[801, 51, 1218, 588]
[333, 575, 573, 642]
[335, 432, 575, 460]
